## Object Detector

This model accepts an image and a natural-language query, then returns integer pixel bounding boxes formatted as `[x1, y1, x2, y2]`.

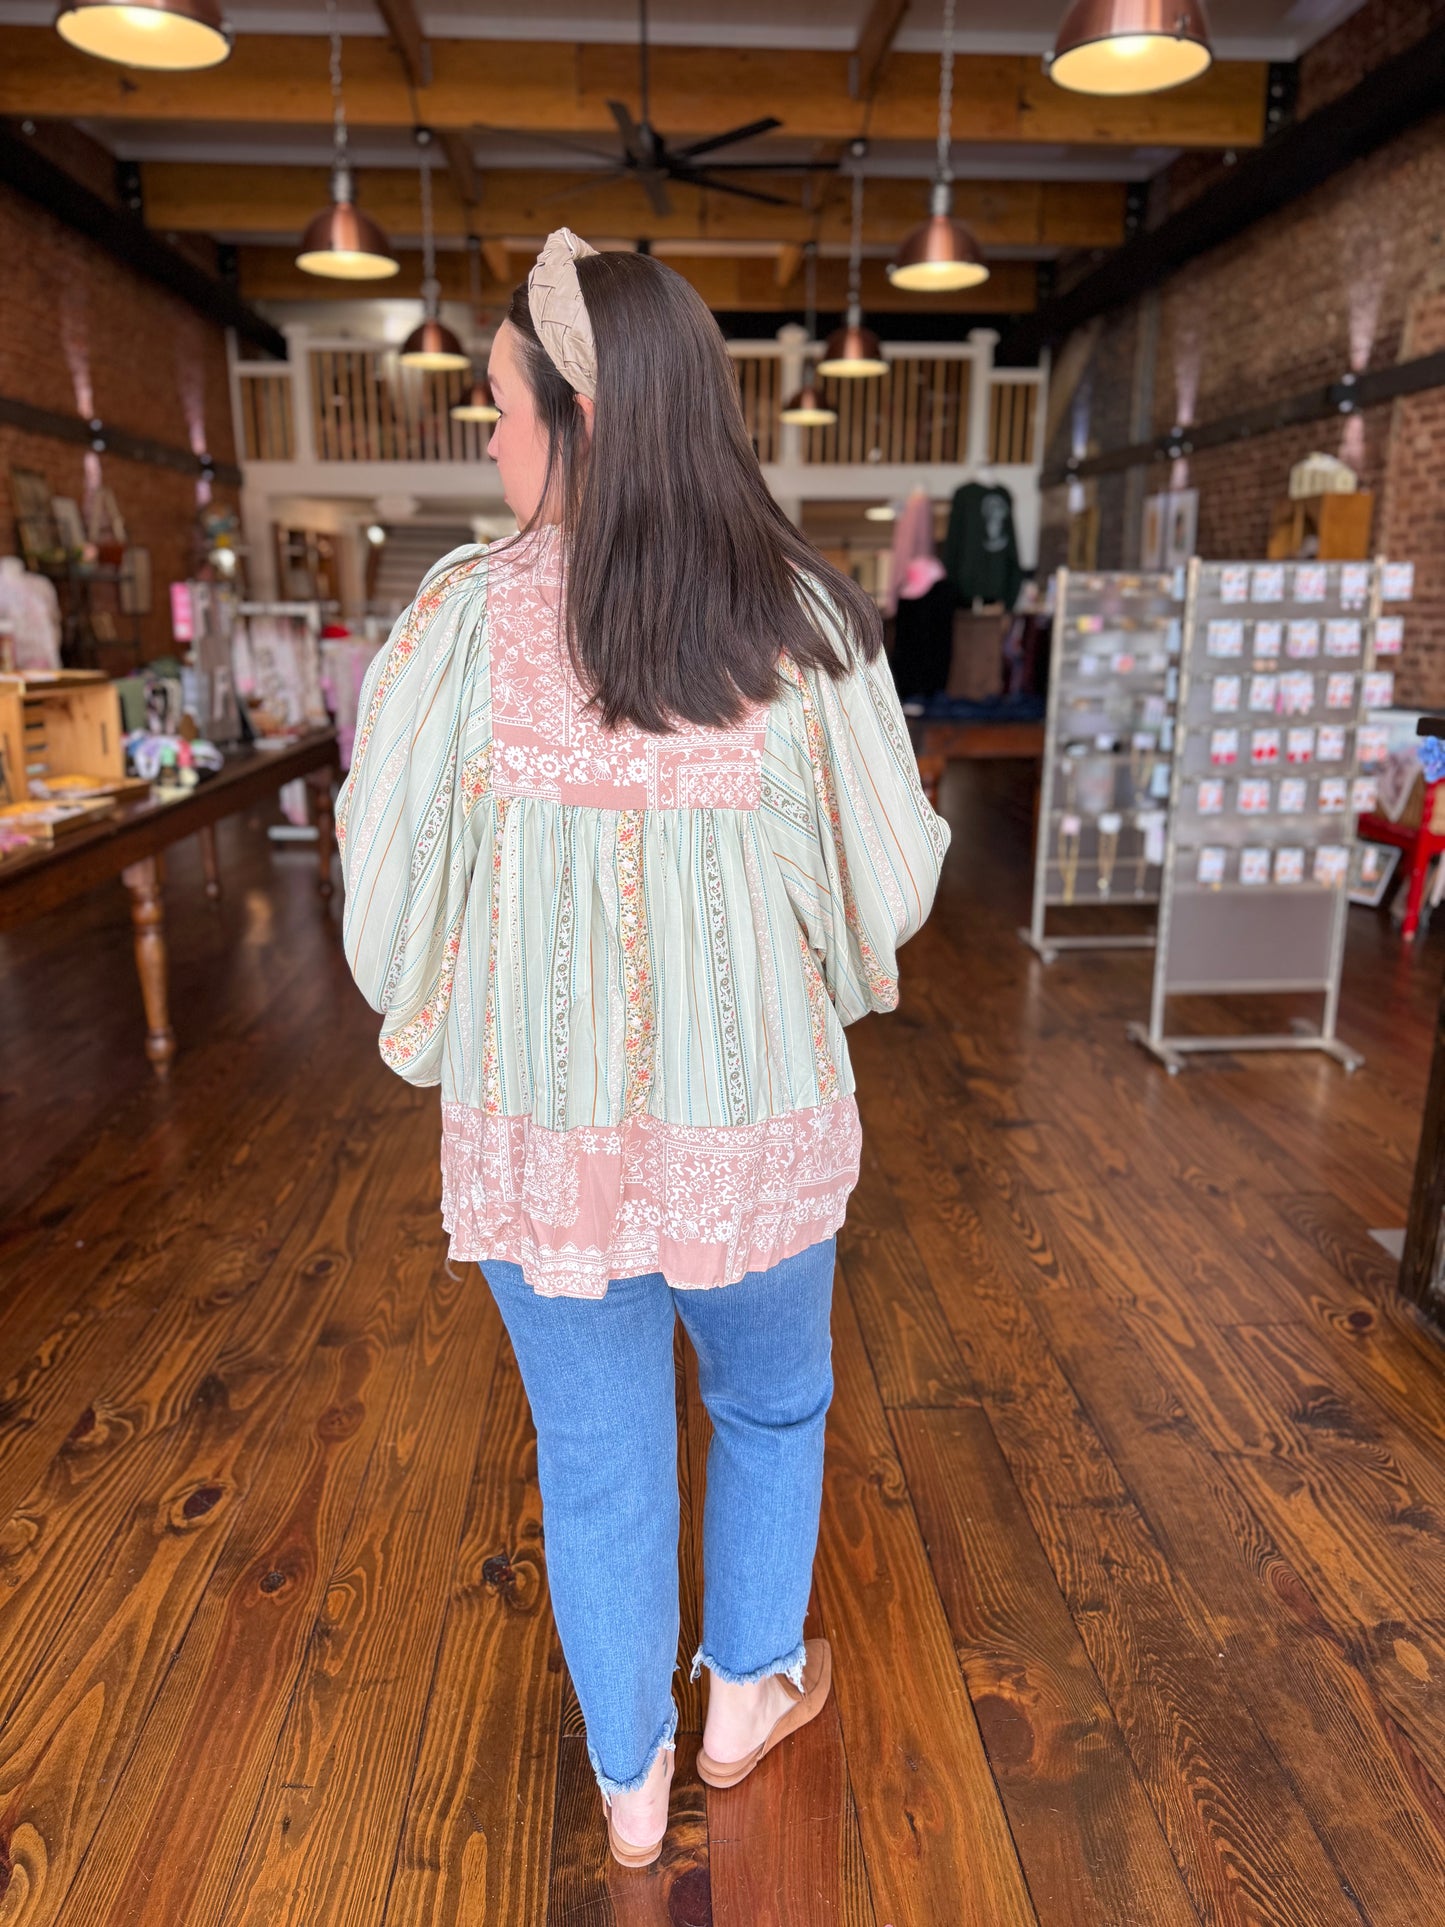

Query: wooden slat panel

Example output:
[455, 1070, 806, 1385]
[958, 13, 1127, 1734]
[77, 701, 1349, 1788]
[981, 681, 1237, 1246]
[990, 379, 1038, 465]
[237, 374, 295, 462]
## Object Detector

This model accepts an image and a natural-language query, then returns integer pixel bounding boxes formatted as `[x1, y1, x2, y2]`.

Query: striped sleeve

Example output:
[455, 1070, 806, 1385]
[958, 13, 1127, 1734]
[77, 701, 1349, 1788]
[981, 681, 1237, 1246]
[334, 544, 492, 1085]
[766, 629, 951, 1027]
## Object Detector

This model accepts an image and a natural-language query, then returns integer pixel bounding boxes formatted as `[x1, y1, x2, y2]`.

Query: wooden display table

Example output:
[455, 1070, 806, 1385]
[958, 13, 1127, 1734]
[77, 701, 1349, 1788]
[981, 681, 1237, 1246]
[0, 730, 339, 1076]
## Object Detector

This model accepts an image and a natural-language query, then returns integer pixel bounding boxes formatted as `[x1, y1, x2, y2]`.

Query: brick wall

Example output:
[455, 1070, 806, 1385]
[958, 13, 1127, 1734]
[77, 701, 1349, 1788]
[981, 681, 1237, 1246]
[0, 181, 238, 660]
[1379, 277, 1445, 701]
[1042, 0, 1445, 701]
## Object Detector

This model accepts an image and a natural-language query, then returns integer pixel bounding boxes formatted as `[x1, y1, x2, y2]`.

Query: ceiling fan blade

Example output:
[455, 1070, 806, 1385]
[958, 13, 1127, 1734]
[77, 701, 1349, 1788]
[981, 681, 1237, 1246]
[608, 98, 648, 163]
[673, 117, 784, 161]
[472, 121, 625, 169]
[534, 169, 629, 208]
[680, 171, 795, 208]
[639, 169, 673, 218]
[691, 159, 841, 173]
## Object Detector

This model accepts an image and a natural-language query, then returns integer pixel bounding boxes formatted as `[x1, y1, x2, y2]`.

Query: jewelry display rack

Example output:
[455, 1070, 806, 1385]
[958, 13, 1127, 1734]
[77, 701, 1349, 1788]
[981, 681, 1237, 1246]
[1021, 565, 1187, 963]
[1128, 556, 1412, 1074]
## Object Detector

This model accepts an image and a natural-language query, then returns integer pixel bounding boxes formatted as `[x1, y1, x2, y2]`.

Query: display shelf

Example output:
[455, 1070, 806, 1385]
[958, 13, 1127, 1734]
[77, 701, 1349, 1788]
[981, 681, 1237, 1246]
[1129, 556, 1412, 1074]
[1020, 566, 1186, 964]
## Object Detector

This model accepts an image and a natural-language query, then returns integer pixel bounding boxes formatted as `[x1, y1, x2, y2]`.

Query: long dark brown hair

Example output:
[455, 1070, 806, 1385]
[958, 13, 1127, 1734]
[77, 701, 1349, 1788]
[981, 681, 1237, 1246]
[498, 251, 882, 733]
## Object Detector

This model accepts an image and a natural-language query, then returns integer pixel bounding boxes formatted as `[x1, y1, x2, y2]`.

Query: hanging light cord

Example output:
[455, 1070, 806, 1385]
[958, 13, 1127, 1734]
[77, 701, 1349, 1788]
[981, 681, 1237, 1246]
[847, 165, 864, 313]
[327, 0, 349, 179]
[419, 152, 439, 313]
[466, 231, 482, 323]
[936, 0, 955, 186]
[804, 239, 818, 343]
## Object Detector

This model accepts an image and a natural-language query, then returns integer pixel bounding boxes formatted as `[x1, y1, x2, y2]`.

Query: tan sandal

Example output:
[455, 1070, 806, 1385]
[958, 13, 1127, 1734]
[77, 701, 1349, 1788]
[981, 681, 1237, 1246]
[600, 1748, 673, 1869]
[695, 1638, 833, 1789]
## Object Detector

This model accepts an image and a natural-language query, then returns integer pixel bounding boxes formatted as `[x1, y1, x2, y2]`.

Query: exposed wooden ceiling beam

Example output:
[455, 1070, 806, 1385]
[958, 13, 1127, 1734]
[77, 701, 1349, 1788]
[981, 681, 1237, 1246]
[853, 0, 911, 102]
[0, 28, 1268, 149]
[437, 128, 479, 208]
[235, 243, 1038, 314]
[141, 163, 1127, 252]
[481, 239, 512, 285]
[373, 1, 482, 218]
[374, 0, 429, 91]
[775, 242, 803, 291]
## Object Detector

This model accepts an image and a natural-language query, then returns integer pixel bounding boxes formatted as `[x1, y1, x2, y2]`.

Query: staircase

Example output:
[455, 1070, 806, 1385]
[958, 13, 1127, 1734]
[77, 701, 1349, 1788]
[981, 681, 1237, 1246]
[369, 524, 476, 620]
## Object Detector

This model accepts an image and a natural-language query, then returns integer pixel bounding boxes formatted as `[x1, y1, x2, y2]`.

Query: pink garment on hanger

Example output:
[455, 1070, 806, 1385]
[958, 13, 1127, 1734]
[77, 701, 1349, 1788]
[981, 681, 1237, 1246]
[884, 491, 936, 617]
[899, 556, 946, 601]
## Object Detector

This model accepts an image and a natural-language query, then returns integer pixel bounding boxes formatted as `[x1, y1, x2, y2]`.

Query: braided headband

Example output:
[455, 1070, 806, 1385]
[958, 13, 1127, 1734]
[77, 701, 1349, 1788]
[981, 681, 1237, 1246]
[527, 227, 600, 400]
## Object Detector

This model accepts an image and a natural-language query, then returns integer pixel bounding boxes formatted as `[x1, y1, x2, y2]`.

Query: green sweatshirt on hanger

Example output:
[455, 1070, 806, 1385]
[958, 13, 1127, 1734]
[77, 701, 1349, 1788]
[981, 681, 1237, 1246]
[943, 480, 1022, 610]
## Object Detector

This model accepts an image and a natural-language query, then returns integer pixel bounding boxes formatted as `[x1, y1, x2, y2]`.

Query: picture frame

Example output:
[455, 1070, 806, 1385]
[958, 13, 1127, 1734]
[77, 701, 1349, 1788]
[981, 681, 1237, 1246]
[1141, 492, 1168, 570]
[1348, 840, 1400, 907]
[10, 466, 59, 567]
[1164, 488, 1199, 570]
[51, 496, 87, 553]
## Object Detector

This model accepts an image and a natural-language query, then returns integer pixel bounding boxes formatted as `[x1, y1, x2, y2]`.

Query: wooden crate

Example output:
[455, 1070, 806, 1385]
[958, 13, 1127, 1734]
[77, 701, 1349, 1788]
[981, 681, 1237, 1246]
[1267, 491, 1374, 560]
[0, 672, 125, 804]
[0, 677, 23, 805]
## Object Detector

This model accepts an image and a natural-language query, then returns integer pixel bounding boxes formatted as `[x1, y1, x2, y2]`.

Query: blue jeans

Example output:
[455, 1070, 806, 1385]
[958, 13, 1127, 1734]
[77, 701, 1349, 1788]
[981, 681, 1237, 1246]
[479, 1235, 836, 1799]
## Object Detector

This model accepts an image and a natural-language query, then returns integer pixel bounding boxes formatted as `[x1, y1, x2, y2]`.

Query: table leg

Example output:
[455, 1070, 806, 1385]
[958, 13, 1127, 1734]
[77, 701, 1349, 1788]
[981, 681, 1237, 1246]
[122, 856, 176, 1076]
[199, 822, 221, 900]
[1401, 828, 1431, 941]
[308, 768, 335, 900]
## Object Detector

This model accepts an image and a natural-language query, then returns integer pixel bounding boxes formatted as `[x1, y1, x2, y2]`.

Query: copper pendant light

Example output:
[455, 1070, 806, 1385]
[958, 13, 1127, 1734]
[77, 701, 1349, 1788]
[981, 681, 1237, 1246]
[780, 379, 838, 426]
[297, 1, 399, 279]
[781, 243, 838, 426]
[1049, 0, 1213, 96]
[451, 376, 499, 423]
[402, 316, 470, 372]
[817, 161, 888, 379]
[54, 0, 231, 71]
[451, 239, 501, 421]
[889, 183, 988, 293]
[889, 0, 988, 293]
[297, 185, 399, 281]
[400, 145, 470, 371]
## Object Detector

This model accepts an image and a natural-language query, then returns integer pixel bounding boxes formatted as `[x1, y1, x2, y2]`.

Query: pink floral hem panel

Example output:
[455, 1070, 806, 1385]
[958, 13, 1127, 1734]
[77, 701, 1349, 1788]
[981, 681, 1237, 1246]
[440, 1094, 862, 1297]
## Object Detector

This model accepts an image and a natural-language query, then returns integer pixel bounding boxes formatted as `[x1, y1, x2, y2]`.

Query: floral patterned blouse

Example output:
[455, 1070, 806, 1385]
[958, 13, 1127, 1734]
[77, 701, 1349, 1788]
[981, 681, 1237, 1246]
[335, 527, 950, 1298]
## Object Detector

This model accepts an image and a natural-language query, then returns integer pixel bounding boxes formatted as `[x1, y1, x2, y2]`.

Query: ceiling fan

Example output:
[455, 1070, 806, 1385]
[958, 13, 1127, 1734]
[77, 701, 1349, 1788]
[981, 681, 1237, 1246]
[481, 0, 838, 218]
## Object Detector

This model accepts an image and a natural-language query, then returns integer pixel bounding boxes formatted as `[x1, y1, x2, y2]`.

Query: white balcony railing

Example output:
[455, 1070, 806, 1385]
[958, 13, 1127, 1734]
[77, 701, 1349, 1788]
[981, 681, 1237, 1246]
[233, 327, 1043, 477]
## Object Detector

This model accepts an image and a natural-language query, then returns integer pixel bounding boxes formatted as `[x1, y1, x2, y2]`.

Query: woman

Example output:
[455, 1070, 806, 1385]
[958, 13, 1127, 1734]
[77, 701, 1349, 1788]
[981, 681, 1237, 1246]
[336, 229, 949, 1869]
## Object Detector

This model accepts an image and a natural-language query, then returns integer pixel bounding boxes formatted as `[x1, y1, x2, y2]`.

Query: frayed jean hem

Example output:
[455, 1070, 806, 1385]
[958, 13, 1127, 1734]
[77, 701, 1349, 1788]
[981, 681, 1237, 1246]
[689, 1638, 807, 1692]
[588, 1697, 679, 1800]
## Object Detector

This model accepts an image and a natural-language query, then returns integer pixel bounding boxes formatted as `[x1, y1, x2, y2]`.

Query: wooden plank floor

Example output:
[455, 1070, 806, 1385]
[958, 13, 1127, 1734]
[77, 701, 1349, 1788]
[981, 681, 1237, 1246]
[3, 764, 1445, 1925]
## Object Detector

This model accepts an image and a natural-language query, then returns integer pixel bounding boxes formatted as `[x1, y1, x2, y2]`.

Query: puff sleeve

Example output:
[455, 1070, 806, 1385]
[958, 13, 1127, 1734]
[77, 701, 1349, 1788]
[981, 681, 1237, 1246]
[764, 610, 951, 1027]
[334, 545, 492, 1085]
